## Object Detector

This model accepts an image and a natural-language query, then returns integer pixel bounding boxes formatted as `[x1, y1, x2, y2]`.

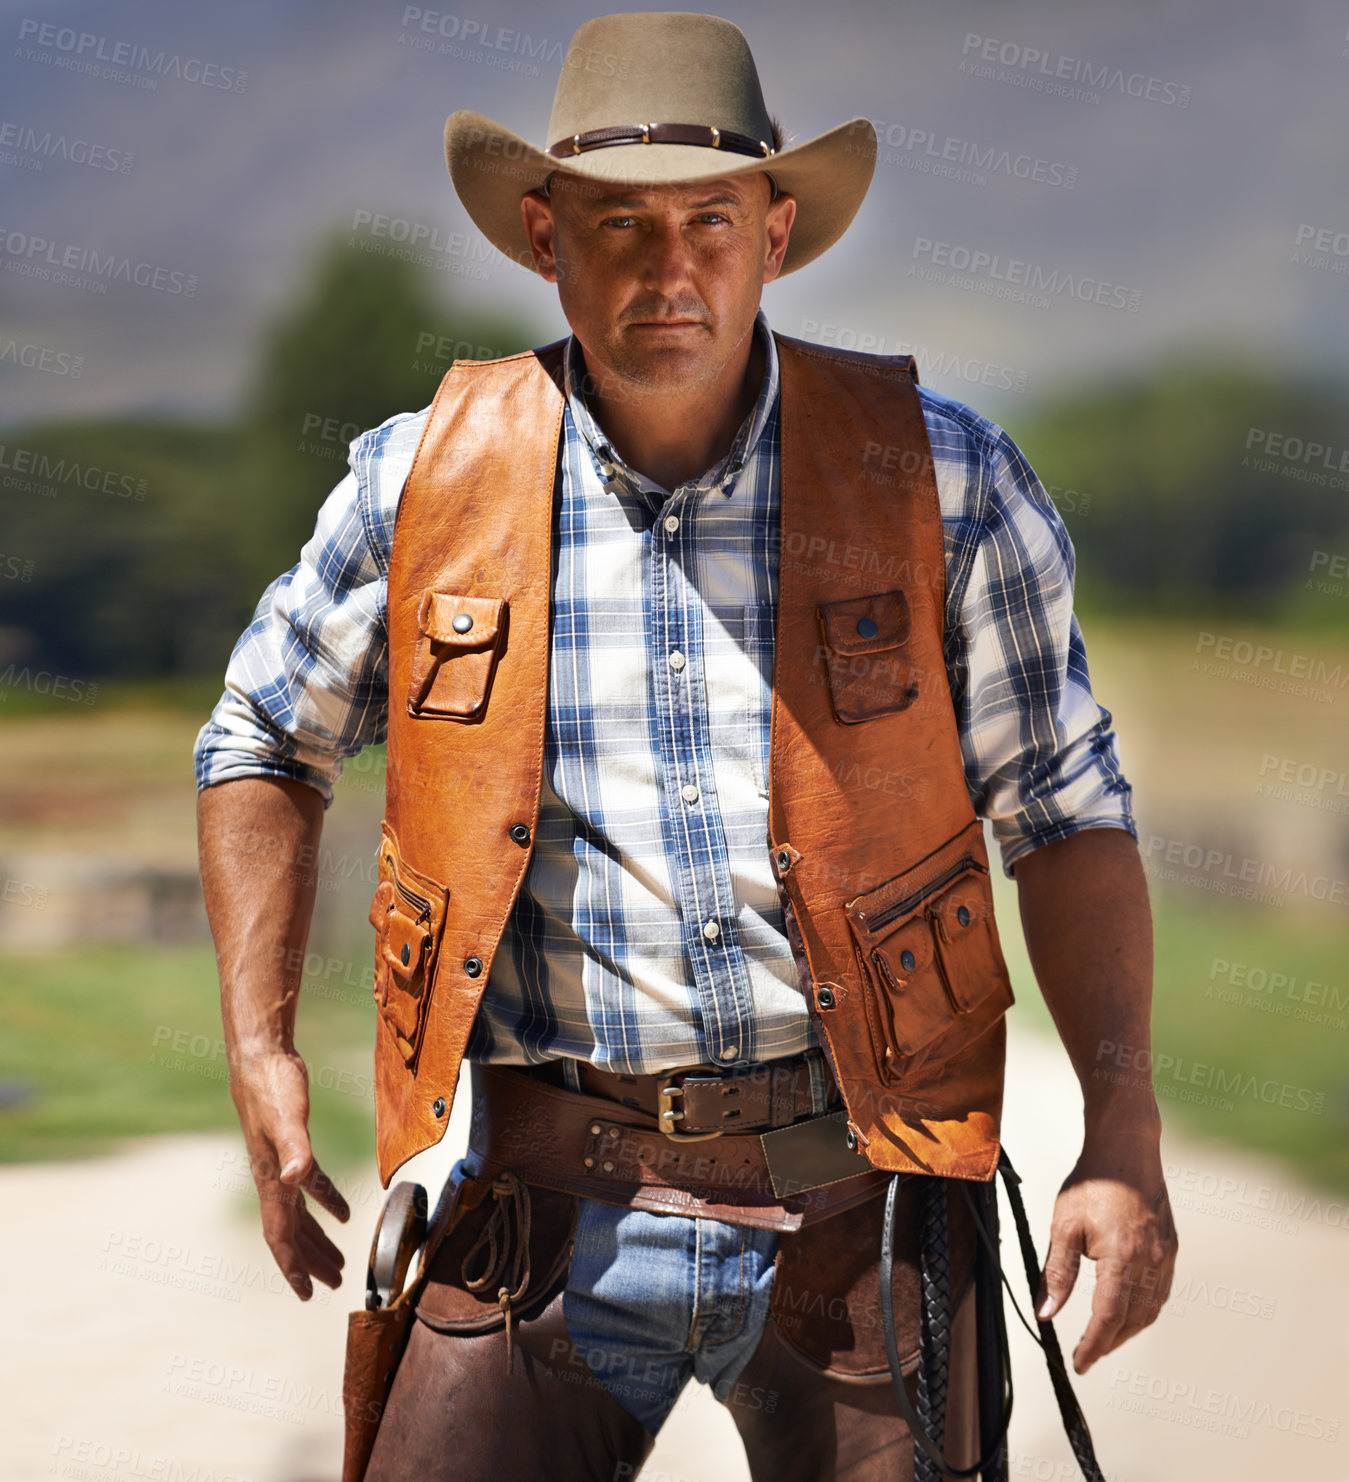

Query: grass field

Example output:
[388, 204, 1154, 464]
[0, 942, 377, 1169]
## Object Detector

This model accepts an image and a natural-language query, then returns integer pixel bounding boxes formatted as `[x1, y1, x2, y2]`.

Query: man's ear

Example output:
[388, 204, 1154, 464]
[762, 191, 796, 285]
[520, 191, 558, 282]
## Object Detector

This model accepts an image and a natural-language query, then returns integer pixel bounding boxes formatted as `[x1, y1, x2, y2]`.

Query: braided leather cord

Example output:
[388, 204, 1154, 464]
[915, 1176, 951, 1482]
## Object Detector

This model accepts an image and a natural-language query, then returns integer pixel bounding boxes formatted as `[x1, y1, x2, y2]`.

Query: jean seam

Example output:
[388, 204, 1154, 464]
[684, 1218, 703, 1353]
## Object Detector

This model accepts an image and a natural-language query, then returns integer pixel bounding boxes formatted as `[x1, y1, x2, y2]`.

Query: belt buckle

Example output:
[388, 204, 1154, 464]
[657, 1074, 723, 1143]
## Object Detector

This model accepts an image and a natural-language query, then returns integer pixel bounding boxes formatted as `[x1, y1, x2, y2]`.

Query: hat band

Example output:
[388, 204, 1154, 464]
[547, 122, 775, 160]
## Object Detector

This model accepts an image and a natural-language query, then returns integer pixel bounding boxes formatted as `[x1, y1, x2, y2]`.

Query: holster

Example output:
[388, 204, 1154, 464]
[342, 1162, 582, 1482]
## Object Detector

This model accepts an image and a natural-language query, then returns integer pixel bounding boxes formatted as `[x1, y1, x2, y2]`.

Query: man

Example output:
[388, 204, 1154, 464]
[195, 12, 1176, 1481]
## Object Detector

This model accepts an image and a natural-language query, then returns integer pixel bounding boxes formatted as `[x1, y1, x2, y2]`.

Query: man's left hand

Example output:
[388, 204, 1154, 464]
[1034, 1129, 1178, 1373]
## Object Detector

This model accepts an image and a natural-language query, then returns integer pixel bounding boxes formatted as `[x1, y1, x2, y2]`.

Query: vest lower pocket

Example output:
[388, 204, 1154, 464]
[844, 820, 1014, 1086]
[369, 823, 450, 1066]
[406, 590, 508, 720]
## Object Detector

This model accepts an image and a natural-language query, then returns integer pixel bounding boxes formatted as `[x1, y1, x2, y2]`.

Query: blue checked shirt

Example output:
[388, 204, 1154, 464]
[194, 311, 1135, 1074]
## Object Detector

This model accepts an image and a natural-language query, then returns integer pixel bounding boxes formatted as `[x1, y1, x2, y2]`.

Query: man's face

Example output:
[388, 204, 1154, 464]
[521, 171, 795, 395]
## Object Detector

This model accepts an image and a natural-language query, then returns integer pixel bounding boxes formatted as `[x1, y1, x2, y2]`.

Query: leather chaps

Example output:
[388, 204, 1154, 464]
[362, 1168, 983, 1482]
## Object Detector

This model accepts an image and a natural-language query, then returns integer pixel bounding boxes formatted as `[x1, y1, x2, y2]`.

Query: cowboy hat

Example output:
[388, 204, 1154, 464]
[444, 11, 877, 276]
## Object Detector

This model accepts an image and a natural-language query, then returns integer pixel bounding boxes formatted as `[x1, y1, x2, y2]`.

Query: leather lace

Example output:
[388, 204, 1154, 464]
[461, 1171, 533, 1373]
[880, 1150, 1107, 1480]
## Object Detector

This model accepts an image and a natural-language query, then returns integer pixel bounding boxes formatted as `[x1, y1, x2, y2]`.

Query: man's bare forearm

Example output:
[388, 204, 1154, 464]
[197, 776, 326, 1060]
[196, 775, 349, 1296]
[1013, 825, 1160, 1139]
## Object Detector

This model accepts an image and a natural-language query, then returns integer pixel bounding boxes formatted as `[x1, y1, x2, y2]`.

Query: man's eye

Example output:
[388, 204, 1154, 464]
[695, 213, 729, 225]
[602, 216, 637, 229]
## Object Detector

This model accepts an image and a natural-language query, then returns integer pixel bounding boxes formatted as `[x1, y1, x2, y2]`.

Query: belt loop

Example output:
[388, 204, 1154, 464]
[561, 1058, 582, 1093]
[806, 1049, 829, 1114]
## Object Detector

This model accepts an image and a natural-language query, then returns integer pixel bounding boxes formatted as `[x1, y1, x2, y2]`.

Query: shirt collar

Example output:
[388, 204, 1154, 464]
[562, 308, 779, 499]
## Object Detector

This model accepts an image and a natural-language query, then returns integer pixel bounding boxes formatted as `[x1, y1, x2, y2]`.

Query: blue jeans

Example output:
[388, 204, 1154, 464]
[562, 1197, 780, 1434]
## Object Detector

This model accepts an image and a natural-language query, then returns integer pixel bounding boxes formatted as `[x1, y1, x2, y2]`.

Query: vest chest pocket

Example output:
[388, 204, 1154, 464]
[369, 824, 450, 1066]
[816, 589, 918, 724]
[844, 820, 1014, 1086]
[406, 591, 508, 720]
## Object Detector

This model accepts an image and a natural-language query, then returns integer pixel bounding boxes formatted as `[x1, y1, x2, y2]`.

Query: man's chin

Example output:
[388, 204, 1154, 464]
[609, 341, 722, 392]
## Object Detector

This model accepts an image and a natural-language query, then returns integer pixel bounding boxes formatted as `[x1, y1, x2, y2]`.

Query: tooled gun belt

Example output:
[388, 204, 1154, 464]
[462, 1056, 886, 1232]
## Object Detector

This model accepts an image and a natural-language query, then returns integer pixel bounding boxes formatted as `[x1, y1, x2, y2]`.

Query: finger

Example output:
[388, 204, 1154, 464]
[1036, 1217, 1084, 1320]
[262, 1222, 315, 1301]
[298, 1203, 347, 1272]
[299, 1155, 351, 1222]
[1074, 1257, 1134, 1373]
[296, 1227, 345, 1289]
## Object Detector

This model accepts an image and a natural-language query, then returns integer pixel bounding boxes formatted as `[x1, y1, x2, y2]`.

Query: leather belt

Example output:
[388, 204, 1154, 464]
[465, 1061, 883, 1233]
[552, 1050, 837, 1137]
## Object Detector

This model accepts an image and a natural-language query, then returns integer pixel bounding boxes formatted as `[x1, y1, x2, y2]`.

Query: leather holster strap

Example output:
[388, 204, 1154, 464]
[569, 1051, 835, 1133]
[465, 1063, 884, 1233]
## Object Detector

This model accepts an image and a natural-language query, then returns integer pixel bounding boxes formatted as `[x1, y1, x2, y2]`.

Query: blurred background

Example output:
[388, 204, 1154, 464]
[2, 1, 1347, 1478]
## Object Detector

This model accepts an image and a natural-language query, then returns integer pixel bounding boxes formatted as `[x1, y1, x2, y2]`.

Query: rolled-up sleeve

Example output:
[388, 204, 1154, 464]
[928, 392, 1136, 876]
[193, 467, 390, 807]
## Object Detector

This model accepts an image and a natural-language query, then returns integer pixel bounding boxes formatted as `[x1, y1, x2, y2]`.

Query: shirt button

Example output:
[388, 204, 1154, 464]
[703, 920, 720, 940]
[720, 1044, 739, 1061]
[668, 650, 686, 672]
[681, 783, 699, 804]
[663, 514, 679, 534]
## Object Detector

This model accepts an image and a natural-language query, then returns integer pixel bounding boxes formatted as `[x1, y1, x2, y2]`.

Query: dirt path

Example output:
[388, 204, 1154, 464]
[5, 1021, 1346, 1481]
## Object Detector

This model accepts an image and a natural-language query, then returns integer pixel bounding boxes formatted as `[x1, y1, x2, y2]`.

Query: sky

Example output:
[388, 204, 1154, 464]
[2, 0, 1347, 430]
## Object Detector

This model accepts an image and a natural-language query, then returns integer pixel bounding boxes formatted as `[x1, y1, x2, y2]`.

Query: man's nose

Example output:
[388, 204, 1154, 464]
[638, 219, 695, 294]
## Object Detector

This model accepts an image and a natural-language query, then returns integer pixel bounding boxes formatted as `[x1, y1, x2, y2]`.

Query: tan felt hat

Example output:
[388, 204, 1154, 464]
[444, 11, 878, 276]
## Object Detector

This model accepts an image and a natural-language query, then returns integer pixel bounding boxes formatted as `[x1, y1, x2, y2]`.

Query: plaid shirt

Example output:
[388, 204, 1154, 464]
[195, 311, 1135, 1074]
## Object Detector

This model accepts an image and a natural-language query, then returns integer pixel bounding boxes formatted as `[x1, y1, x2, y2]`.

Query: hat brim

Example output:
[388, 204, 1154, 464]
[445, 111, 877, 276]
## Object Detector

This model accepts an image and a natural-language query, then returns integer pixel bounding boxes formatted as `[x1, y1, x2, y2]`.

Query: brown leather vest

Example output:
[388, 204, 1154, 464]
[369, 334, 1014, 1188]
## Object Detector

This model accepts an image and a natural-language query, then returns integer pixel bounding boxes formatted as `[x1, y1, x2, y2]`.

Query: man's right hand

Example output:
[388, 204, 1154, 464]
[230, 1045, 350, 1300]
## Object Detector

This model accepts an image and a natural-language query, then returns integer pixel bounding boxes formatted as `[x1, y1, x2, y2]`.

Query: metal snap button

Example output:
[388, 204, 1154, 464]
[900, 949, 916, 971]
[817, 986, 835, 1009]
[464, 956, 483, 977]
[776, 848, 791, 872]
[845, 1128, 858, 1152]
[432, 1097, 446, 1117]
[857, 617, 879, 639]
[956, 905, 970, 927]
[509, 823, 531, 846]
[452, 613, 473, 633]
[400, 942, 410, 966]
